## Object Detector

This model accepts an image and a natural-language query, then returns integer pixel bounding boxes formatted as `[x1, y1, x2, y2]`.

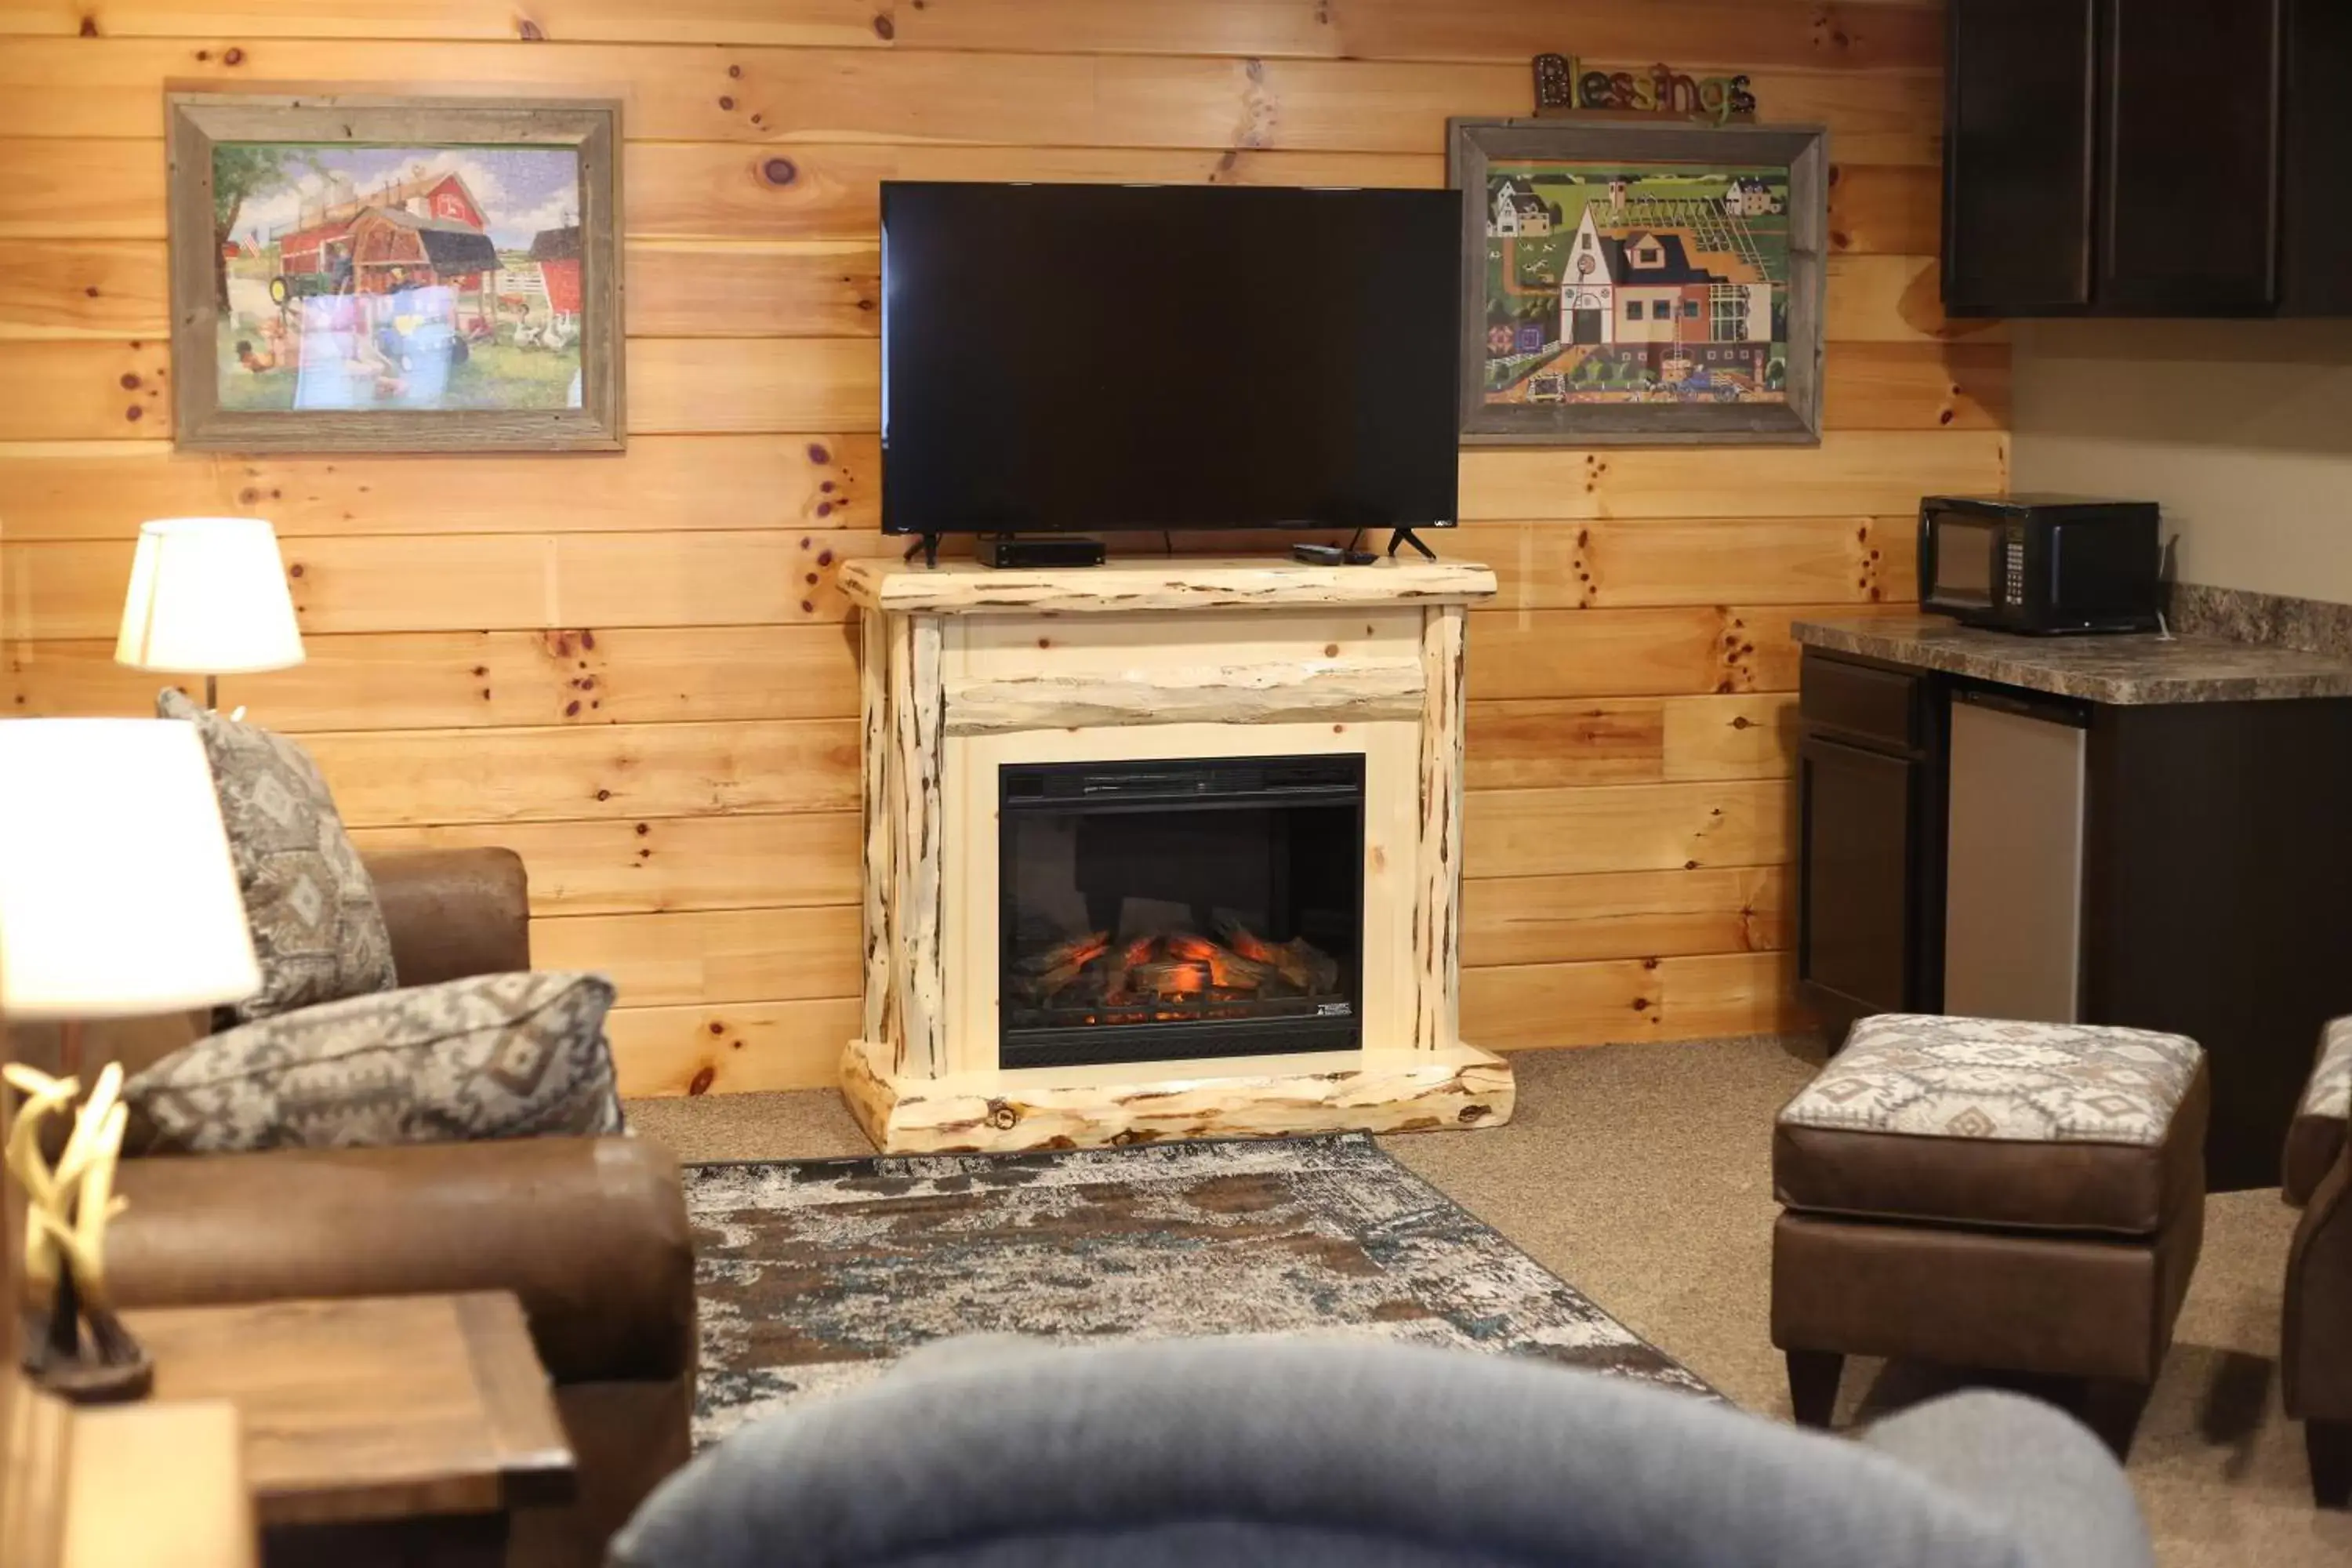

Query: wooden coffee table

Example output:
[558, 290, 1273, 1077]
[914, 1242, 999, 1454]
[121, 1292, 575, 1566]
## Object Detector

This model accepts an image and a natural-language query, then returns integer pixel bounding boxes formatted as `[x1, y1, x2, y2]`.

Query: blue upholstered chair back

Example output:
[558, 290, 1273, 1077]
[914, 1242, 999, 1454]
[612, 1336, 2151, 1568]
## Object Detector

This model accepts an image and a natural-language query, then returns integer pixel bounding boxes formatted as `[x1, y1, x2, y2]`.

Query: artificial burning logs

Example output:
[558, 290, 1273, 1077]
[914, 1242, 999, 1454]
[1010, 918, 1342, 1019]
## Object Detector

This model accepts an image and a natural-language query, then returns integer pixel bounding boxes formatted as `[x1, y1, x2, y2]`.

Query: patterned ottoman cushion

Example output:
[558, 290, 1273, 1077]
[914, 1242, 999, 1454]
[2284, 1016, 2352, 1205]
[159, 688, 397, 1021]
[1774, 1014, 2209, 1236]
[122, 971, 625, 1154]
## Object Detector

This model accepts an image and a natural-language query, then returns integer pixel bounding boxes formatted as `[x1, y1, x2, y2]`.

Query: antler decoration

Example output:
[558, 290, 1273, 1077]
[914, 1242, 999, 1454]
[4, 1062, 147, 1398]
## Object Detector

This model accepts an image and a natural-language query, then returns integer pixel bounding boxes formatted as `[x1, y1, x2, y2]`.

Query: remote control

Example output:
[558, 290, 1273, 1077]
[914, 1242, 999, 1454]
[1291, 543, 1345, 564]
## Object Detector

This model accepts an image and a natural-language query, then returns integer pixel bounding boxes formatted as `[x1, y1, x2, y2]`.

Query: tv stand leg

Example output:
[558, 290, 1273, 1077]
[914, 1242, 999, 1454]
[902, 532, 942, 568]
[1387, 527, 1438, 562]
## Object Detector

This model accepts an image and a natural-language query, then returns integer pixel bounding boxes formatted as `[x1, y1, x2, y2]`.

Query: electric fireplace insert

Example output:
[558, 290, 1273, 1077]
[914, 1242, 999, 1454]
[999, 755, 1366, 1070]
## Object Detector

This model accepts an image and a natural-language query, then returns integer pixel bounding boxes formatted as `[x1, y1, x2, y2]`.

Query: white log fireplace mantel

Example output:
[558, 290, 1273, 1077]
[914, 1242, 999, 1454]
[838, 555, 1515, 1154]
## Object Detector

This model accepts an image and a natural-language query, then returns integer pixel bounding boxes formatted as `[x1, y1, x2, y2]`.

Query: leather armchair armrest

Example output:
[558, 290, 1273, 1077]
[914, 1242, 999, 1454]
[364, 847, 531, 985]
[107, 1135, 694, 1388]
[2285, 1139, 2352, 1422]
[2285, 1112, 2347, 1209]
[2287, 1017, 2352, 1207]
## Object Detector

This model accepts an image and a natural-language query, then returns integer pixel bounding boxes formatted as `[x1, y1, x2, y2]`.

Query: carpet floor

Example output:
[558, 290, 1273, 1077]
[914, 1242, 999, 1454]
[685, 1134, 1708, 1448]
[626, 1033, 2352, 1568]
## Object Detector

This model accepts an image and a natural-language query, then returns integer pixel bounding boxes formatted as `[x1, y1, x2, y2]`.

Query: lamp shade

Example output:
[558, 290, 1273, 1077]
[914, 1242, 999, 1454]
[114, 517, 306, 675]
[0, 719, 260, 1019]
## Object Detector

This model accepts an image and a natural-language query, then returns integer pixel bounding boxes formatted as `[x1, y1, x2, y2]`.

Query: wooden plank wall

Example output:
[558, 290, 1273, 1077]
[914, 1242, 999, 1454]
[0, 0, 2005, 1098]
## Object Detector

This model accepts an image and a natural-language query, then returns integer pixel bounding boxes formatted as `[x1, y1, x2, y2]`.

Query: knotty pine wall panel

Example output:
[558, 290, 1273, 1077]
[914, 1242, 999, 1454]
[0, 335, 2005, 441]
[0, 435, 876, 538]
[1464, 693, 1797, 789]
[4, 2, 1944, 68]
[2, 243, 1996, 346]
[0, 0, 1993, 1098]
[8, 626, 865, 728]
[0, 42, 1944, 161]
[1462, 867, 1787, 969]
[0, 139, 1944, 256]
[347, 814, 864, 915]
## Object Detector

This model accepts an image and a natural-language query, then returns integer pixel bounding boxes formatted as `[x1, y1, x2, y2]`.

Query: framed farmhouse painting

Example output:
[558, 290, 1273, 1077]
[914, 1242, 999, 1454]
[1447, 118, 1826, 446]
[166, 93, 624, 453]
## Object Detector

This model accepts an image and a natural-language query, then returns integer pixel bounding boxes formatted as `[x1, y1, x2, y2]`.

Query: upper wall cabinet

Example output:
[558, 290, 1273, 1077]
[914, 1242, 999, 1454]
[2098, 0, 2278, 314]
[2280, 0, 2352, 313]
[1943, 0, 2098, 315]
[1944, 0, 2350, 317]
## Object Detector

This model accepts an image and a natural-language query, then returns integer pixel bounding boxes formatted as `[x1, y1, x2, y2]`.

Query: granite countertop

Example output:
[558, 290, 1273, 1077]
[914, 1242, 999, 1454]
[1791, 613, 2352, 705]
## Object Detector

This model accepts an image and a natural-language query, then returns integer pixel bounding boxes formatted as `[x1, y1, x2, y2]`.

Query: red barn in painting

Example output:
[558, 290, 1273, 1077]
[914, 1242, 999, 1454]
[275, 171, 495, 295]
[348, 208, 498, 293]
[530, 226, 583, 318]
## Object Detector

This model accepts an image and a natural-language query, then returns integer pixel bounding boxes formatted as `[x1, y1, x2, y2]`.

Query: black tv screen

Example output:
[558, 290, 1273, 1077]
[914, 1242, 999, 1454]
[880, 182, 1461, 537]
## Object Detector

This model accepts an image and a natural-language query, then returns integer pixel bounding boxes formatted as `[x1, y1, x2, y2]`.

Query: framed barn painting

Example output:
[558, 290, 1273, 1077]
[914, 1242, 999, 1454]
[167, 93, 624, 453]
[1447, 118, 1826, 447]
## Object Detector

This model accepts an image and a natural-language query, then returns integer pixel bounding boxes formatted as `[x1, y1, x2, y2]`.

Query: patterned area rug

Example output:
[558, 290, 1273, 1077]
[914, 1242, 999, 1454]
[686, 1132, 1712, 1448]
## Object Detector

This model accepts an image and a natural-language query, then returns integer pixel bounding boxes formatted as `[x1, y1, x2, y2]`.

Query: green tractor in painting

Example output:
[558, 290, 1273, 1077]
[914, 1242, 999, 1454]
[267, 270, 341, 307]
[268, 248, 354, 307]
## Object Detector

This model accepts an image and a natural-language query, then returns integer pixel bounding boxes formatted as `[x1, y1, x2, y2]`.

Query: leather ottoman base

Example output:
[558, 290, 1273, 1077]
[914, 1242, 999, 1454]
[1771, 1203, 2204, 1385]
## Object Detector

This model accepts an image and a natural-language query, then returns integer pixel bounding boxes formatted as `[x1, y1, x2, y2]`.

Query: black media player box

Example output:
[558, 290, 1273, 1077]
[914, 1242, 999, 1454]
[976, 537, 1106, 568]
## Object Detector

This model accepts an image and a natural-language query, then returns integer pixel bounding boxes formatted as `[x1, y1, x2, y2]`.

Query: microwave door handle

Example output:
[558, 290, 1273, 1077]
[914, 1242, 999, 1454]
[1918, 506, 1955, 600]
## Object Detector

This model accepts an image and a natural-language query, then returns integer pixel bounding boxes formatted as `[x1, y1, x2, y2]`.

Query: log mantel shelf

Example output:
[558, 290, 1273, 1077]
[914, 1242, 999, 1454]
[841, 555, 1499, 615]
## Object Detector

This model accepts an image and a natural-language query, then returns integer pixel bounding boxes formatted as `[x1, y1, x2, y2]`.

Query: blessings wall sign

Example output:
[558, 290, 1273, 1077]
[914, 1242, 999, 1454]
[1532, 54, 1759, 125]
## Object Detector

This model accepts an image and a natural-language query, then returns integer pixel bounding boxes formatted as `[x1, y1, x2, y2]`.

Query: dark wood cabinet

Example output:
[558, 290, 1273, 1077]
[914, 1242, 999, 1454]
[1796, 648, 2352, 1191]
[1944, 0, 2342, 316]
[1942, 0, 2096, 314]
[2079, 698, 2352, 1189]
[2281, 0, 2352, 312]
[1798, 737, 1923, 1021]
[2097, 0, 2280, 314]
[1795, 652, 1945, 1040]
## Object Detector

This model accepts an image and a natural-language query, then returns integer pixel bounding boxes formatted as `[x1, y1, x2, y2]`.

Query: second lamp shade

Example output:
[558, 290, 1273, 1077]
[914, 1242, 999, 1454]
[114, 516, 306, 675]
[0, 718, 262, 1019]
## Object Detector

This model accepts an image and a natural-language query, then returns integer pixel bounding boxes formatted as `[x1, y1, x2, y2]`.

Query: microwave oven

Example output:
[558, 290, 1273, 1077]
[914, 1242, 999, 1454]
[1917, 495, 2161, 634]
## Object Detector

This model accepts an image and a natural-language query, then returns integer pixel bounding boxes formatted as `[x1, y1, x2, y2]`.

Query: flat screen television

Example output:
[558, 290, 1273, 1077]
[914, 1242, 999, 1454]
[880, 181, 1461, 539]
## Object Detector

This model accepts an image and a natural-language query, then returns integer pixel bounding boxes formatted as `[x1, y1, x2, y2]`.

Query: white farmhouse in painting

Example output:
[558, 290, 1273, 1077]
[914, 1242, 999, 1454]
[1490, 179, 1552, 238]
[1556, 203, 1775, 350]
[1557, 205, 1617, 345]
[1723, 176, 1780, 216]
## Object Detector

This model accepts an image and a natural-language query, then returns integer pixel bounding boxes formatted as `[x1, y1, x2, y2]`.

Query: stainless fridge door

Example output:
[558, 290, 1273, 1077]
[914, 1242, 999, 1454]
[1943, 689, 2089, 1023]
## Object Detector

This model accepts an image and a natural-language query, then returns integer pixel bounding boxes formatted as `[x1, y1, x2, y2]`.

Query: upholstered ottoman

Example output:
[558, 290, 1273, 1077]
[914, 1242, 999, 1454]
[1771, 1014, 2209, 1447]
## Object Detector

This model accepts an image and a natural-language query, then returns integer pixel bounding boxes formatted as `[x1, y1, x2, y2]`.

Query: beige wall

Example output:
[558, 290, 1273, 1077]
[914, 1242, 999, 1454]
[2012, 319, 2352, 604]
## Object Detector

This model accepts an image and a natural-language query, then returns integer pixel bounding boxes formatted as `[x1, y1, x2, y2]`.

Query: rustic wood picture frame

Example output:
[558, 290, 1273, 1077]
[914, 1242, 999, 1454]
[167, 92, 625, 454]
[1447, 118, 1826, 447]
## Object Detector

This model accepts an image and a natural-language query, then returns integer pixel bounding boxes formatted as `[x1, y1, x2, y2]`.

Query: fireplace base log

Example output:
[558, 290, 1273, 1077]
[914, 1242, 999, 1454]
[840, 1034, 1515, 1156]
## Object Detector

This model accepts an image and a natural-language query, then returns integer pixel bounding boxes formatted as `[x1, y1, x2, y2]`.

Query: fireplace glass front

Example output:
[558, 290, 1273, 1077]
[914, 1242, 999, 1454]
[998, 754, 1365, 1069]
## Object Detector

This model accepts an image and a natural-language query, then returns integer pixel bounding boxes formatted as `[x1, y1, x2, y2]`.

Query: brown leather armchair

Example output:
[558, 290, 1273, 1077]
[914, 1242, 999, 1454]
[99, 848, 699, 1566]
[2284, 1017, 2352, 1509]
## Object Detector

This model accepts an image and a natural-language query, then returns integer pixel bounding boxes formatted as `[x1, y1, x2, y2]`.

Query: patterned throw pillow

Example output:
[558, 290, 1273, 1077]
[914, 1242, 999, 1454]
[158, 688, 396, 1020]
[122, 971, 625, 1154]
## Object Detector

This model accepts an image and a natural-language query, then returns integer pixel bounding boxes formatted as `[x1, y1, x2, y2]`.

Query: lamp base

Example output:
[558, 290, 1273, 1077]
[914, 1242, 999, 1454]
[22, 1302, 153, 1405]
